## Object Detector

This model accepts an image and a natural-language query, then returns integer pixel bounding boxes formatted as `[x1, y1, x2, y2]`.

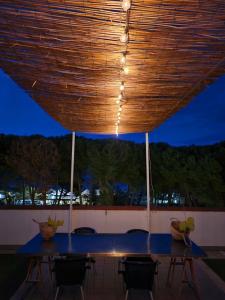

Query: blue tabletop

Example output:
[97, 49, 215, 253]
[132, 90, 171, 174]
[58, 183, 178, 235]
[17, 233, 206, 258]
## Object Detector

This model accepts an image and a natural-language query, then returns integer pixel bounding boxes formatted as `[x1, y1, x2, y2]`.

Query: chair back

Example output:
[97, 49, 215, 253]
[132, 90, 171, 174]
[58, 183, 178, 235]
[54, 258, 86, 286]
[126, 228, 148, 234]
[124, 260, 156, 291]
[125, 256, 154, 263]
[73, 227, 96, 235]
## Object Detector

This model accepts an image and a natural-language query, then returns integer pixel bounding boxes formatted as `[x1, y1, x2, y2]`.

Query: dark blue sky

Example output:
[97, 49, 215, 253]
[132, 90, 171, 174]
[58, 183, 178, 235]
[0, 68, 225, 146]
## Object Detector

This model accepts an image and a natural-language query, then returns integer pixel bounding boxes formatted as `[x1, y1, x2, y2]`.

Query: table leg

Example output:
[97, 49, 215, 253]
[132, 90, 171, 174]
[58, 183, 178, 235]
[167, 257, 185, 286]
[167, 257, 174, 286]
[188, 258, 201, 300]
[167, 257, 201, 299]
[178, 258, 201, 300]
[24, 256, 50, 300]
[25, 257, 41, 283]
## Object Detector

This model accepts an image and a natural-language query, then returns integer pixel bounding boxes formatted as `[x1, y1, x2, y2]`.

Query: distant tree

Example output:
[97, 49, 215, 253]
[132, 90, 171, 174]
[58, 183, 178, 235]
[52, 135, 88, 204]
[151, 143, 225, 207]
[118, 142, 145, 205]
[151, 144, 180, 205]
[52, 135, 71, 204]
[0, 135, 23, 204]
[87, 140, 120, 205]
[1, 134, 225, 208]
[8, 136, 59, 204]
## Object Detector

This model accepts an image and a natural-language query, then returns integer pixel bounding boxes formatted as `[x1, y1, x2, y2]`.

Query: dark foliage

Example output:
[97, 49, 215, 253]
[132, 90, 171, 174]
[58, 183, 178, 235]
[0, 134, 224, 207]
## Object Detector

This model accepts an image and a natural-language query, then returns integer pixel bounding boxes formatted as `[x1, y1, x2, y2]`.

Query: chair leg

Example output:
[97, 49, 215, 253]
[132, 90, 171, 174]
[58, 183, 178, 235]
[36, 259, 42, 281]
[48, 256, 53, 280]
[25, 258, 35, 281]
[54, 286, 60, 300]
[171, 257, 177, 284]
[149, 291, 154, 300]
[166, 257, 173, 286]
[80, 286, 85, 300]
[125, 289, 129, 300]
[93, 261, 97, 274]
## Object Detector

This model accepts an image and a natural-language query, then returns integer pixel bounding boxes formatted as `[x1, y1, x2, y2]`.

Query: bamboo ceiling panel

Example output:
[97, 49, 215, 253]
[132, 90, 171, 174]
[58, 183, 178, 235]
[0, 0, 225, 134]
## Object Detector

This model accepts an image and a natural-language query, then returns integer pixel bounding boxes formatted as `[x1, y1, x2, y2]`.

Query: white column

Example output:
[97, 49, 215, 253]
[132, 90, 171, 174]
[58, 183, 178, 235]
[145, 132, 151, 233]
[69, 132, 76, 234]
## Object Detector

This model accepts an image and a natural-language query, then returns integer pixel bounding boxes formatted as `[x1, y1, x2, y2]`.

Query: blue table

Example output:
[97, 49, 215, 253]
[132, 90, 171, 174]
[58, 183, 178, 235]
[17, 233, 206, 258]
[18, 233, 206, 299]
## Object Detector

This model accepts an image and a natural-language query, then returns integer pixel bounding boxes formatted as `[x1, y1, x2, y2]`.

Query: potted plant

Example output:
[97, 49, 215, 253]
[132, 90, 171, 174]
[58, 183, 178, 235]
[170, 217, 195, 246]
[33, 217, 64, 240]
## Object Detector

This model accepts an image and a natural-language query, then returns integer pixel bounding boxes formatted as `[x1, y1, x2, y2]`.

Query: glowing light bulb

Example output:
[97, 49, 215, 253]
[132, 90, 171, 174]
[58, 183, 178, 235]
[117, 112, 121, 116]
[116, 100, 120, 104]
[120, 32, 128, 43]
[120, 82, 125, 91]
[120, 53, 126, 65]
[118, 94, 122, 100]
[123, 66, 129, 74]
[119, 106, 122, 112]
[122, 0, 131, 11]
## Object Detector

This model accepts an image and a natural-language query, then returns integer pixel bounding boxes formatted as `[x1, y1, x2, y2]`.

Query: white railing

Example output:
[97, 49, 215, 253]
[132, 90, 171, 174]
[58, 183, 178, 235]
[0, 208, 224, 246]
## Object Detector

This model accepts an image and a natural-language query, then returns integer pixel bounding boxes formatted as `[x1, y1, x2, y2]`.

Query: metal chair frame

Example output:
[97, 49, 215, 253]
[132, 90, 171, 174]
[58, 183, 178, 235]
[73, 227, 97, 235]
[73, 227, 97, 272]
[118, 229, 160, 277]
[53, 257, 87, 300]
[122, 260, 156, 300]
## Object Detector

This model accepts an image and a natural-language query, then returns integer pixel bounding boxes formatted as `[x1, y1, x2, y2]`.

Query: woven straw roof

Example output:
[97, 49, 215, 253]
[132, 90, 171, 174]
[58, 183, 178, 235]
[0, 1, 225, 134]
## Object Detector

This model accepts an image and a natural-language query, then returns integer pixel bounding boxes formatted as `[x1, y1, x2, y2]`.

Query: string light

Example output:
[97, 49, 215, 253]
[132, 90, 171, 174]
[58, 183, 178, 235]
[120, 82, 125, 91]
[115, 1, 132, 136]
[122, 0, 131, 11]
[120, 31, 128, 43]
[116, 125, 119, 136]
[123, 66, 129, 74]
[120, 53, 126, 65]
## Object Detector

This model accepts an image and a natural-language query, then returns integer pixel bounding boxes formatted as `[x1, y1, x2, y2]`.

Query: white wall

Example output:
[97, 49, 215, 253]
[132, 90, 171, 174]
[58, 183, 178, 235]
[0, 209, 69, 245]
[73, 210, 147, 234]
[0, 209, 224, 246]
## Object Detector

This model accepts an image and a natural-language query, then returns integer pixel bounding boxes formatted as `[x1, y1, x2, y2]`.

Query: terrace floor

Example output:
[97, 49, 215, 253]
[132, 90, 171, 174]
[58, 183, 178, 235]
[12, 251, 225, 300]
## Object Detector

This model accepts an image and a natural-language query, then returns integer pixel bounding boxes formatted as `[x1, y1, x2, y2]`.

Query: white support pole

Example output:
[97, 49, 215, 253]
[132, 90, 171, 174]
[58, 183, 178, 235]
[69, 132, 76, 234]
[145, 132, 151, 233]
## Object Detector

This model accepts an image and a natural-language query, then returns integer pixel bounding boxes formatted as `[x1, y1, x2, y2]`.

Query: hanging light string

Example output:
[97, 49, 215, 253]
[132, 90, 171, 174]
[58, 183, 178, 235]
[116, 0, 132, 136]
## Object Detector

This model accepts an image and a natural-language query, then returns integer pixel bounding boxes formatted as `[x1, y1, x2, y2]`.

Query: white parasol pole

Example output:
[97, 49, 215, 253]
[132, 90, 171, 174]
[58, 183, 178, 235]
[145, 132, 151, 233]
[69, 131, 76, 234]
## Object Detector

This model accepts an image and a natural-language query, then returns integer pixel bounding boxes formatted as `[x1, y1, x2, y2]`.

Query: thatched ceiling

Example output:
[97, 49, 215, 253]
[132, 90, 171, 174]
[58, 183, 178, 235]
[0, 1, 225, 134]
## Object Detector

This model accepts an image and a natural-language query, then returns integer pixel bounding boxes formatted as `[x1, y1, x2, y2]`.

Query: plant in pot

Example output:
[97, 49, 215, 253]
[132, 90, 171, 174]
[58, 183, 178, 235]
[170, 217, 195, 247]
[33, 216, 64, 240]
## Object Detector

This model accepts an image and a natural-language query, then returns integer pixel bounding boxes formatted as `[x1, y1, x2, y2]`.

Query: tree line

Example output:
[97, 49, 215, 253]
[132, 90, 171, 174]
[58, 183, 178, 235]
[0, 134, 224, 207]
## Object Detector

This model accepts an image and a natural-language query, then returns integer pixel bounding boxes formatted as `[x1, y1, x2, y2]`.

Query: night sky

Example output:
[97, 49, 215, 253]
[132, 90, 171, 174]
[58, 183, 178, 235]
[0, 68, 225, 146]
